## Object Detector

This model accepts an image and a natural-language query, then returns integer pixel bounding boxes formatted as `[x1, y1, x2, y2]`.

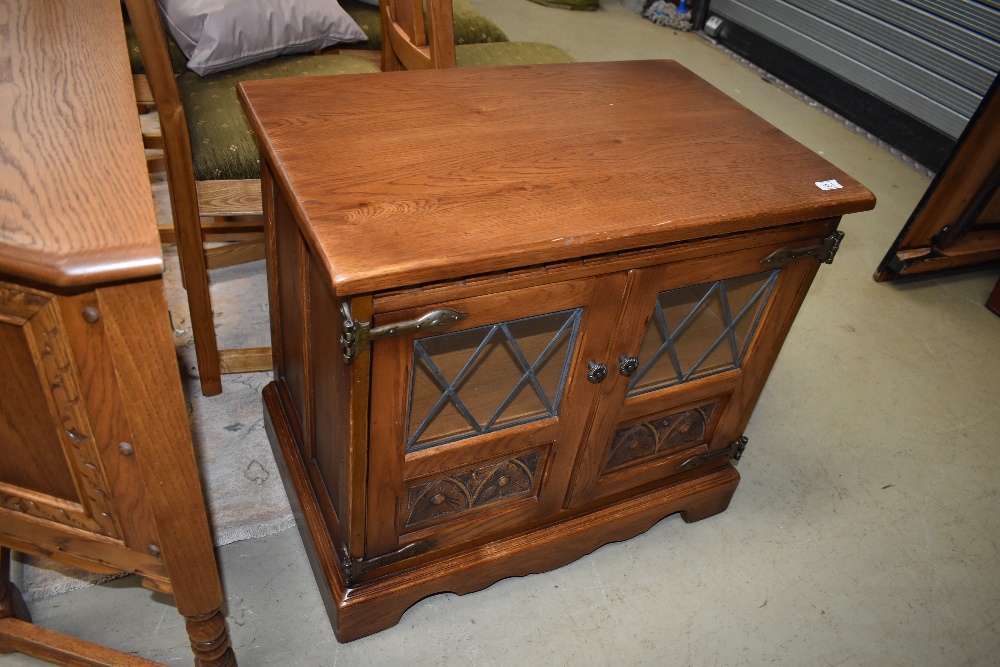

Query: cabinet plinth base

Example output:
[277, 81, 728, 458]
[263, 382, 740, 643]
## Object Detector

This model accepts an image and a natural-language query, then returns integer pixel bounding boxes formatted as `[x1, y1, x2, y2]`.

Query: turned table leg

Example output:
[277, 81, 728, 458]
[99, 281, 236, 667]
[185, 609, 235, 667]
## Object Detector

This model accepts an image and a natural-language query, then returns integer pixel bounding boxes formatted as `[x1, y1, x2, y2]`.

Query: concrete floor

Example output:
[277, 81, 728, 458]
[6, 1, 1000, 665]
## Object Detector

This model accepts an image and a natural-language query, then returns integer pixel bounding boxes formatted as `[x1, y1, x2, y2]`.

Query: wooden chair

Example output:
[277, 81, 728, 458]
[124, 0, 380, 395]
[381, 0, 575, 71]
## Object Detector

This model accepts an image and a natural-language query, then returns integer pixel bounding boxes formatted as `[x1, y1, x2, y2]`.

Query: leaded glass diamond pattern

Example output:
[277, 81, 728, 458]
[628, 271, 779, 396]
[406, 309, 583, 451]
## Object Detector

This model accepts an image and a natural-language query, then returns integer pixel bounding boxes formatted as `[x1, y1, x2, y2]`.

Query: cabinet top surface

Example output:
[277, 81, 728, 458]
[0, 0, 162, 288]
[239, 60, 875, 296]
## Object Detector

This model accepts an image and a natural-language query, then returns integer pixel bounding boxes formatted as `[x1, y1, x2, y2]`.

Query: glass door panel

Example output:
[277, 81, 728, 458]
[628, 271, 778, 396]
[367, 273, 628, 558]
[406, 309, 582, 451]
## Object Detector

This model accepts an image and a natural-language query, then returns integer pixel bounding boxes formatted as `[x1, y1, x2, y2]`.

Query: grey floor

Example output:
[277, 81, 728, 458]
[6, 1, 1000, 665]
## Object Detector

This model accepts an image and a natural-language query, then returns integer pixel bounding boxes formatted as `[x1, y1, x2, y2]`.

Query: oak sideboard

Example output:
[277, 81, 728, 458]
[239, 60, 876, 642]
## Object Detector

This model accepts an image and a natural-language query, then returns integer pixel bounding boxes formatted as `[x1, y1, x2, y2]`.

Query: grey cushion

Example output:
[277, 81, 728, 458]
[159, 0, 368, 75]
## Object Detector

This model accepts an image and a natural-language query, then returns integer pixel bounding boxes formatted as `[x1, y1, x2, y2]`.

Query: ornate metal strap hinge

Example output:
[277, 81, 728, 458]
[677, 436, 748, 472]
[760, 230, 845, 268]
[337, 540, 434, 586]
[339, 302, 468, 363]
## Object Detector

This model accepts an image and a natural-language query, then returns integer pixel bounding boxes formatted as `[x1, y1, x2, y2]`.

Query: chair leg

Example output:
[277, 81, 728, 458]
[171, 190, 223, 396]
[181, 246, 223, 395]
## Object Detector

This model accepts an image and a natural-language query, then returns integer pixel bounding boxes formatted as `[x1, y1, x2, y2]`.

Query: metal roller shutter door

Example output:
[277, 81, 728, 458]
[707, 0, 1000, 169]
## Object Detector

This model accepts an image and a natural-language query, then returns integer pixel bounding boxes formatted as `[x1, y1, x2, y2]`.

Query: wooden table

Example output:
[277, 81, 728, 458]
[239, 60, 875, 642]
[0, 2, 235, 665]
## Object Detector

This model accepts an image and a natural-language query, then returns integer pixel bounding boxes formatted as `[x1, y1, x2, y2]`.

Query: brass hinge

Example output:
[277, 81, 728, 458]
[760, 230, 845, 268]
[337, 540, 435, 586]
[677, 436, 748, 472]
[339, 302, 468, 363]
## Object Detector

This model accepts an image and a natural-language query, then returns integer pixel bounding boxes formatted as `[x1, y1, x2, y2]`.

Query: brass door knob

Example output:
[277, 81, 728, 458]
[619, 354, 639, 377]
[587, 361, 608, 383]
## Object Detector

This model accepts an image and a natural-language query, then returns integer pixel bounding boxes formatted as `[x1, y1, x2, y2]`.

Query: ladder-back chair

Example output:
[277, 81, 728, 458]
[381, 0, 576, 71]
[124, 0, 380, 395]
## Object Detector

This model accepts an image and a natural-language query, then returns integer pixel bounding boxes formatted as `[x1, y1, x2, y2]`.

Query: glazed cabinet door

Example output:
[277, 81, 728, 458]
[365, 274, 628, 560]
[566, 232, 832, 507]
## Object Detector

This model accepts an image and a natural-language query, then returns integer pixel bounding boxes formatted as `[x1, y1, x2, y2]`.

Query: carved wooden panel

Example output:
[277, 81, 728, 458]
[602, 402, 718, 475]
[404, 450, 544, 528]
[0, 282, 122, 539]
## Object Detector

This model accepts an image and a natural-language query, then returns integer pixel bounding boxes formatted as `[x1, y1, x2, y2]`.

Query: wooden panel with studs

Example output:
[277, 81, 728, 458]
[0, 282, 122, 540]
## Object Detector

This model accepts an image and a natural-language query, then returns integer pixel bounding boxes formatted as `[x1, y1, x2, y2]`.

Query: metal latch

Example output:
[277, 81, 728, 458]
[340, 302, 468, 363]
[677, 436, 748, 472]
[337, 540, 434, 585]
[760, 230, 845, 268]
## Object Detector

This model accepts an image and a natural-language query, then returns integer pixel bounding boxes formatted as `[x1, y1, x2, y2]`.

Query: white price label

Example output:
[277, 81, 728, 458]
[815, 179, 843, 191]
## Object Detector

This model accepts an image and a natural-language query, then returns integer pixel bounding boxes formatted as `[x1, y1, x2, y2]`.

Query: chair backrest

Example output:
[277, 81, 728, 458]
[122, 0, 201, 225]
[381, 0, 457, 70]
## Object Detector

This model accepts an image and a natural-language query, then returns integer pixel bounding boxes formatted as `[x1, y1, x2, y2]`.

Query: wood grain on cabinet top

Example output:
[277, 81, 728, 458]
[239, 60, 875, 297]
[0, 0, 162, 288]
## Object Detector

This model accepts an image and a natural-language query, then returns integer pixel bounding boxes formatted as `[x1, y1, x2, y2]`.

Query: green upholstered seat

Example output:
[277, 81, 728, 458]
[177, 54, 380, 181]
[124, 22, 189, 74]
[339, 2, 381, 48]
[342, 0, 509, 50]
[527, 0, 599, 10]
[455, 42, 575, 68]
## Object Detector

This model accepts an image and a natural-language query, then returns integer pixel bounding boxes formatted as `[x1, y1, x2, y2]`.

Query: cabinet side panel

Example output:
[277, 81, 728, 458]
[274, 189, 309, 452]
[310, 258, 352, 528]
[711, 256, 823, 446]
[0, 323, 78, 501]
[261, 159, 283, 373]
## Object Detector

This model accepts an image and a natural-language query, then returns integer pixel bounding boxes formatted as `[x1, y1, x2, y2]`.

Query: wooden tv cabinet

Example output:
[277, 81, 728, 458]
[238, 60, 875, 642]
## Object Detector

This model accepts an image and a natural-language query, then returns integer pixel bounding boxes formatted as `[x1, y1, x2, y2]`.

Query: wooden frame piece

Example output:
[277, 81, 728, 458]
[876, 73, 1000, 287]
[380, 0, 456, 70]
[1, 547, 159, 667]
[124, 0, 270, 396]
[987, 275, 1000, 318]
